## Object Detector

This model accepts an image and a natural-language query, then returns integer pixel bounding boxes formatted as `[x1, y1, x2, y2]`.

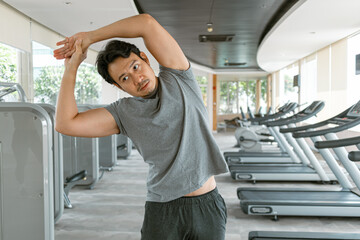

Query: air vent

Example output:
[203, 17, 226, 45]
[199, 34, 235, 42]
[224, 62, 246, 66]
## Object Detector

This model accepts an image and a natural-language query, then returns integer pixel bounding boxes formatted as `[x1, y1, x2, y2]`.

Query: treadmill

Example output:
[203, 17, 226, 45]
[228, 101, 336, 183]
[237, 100, 360, 219]
[225, 102, 298, 164]
[248, 231, 360, 240]
[247, 145, 360, 240]
[233, 103, 298, 154]
[225, 101, 322, 166]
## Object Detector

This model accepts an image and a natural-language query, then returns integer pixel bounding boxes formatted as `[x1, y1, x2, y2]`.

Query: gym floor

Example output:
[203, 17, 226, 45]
[55, 131, 360, 240]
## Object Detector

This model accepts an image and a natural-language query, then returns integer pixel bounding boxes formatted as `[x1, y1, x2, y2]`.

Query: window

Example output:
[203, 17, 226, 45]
[196, 76, 208, 107]
[0, 42, 19, 83]
[33, 41, 102, 105]
[279, 64, 299, 104]
[347, 32, 360, 105]
[259, 79, 268, 114]
[0, 42, 26, 102]
[246, 80, 257, 112]
[219, 81, 238, 114]
[219, 79, 264, 115]
[300, 55, 317, 106]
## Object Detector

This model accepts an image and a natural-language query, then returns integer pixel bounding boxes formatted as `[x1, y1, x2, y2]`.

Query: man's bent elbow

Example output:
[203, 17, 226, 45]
[55, 122, 73, 136]
[55, 123, 65, 135]
[140, 13, 157, 28]
[140, 13, 154, 22]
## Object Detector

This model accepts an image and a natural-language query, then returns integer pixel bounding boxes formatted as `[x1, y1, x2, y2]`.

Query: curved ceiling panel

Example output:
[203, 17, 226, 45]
[257, 0, 360, 73]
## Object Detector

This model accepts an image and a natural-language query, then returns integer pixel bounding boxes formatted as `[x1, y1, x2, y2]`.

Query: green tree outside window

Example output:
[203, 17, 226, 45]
[196, 76, 208, 107]
[34, 64, 101, 105]
[0, 43, 17, 83]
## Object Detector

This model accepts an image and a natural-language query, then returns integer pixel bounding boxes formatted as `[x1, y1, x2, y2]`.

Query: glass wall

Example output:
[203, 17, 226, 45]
[0, 42, 19, 83]
[300, 55, 317, 106]
[259, 79, 268, 114]
[247, 80, 256, 113]
[32, 41, 102, 105]
[347, 32, 360, 105]
[0, 42, 26, 102]
[219, 79, 265, 115]
[279, 64, 299, 105]
[196, 76, 208, 107]
[219, 81, 238, 114]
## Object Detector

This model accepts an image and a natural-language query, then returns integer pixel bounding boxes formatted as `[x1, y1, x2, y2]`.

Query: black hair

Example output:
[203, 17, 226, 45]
[96, 40, 142, 86]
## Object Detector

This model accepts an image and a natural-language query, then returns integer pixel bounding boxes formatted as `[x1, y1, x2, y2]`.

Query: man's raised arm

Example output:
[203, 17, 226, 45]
[54, 14, 189, 70]
[55, 40, 119, 138]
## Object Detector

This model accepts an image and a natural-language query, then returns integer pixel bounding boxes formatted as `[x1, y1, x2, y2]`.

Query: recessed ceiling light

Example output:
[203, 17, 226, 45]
[64, 1, 72, 5]
[310, 32, 316, 34]
[207, 23, 213, 33]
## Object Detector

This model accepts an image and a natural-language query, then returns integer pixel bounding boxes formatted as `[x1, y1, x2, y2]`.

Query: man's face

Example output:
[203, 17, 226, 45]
[108, 52, 158, 98]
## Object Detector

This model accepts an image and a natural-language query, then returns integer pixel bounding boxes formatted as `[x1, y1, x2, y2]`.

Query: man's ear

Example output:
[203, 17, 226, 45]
[140, 52, 150, 65]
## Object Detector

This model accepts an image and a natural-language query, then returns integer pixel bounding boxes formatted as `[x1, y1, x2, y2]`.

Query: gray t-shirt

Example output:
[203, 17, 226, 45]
[105, 64, 228, 202]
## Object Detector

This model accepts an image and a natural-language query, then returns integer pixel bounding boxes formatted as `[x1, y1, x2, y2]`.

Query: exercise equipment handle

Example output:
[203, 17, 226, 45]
[0, 82, 27, 102]
[314, 136, 360, 149]
[349, 151, 360, 162]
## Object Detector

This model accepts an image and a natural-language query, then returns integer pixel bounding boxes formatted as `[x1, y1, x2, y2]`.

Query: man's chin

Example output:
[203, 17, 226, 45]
[142, 87, 157, 99]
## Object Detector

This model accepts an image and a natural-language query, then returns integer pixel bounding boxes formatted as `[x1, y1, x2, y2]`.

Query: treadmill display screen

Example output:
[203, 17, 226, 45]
[304, 101, 321, 114]
[347, 100, 360, 117]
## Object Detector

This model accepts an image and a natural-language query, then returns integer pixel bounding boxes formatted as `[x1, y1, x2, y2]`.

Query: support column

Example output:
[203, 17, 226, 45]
[267, 74, 272, 110]
[298, 60, 301, 105]
[212, 74, 217, 131]
[255, 79, 261, 112]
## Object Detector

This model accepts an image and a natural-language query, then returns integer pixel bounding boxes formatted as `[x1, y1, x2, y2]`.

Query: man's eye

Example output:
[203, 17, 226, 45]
[134, 64, 139, 70]
[123, 76, 128, 81]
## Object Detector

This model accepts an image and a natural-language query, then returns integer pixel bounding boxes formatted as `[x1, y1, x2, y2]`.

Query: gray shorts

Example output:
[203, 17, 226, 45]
[141, 187, 227, 240]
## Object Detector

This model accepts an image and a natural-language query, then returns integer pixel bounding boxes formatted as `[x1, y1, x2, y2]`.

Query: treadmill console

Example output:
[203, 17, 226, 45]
[304, 101, 321, 114]
[347, 100, 360, 118]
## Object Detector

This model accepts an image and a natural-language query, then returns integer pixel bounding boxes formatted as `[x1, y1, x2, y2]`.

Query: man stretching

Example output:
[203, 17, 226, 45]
[54, 13, 228, 240]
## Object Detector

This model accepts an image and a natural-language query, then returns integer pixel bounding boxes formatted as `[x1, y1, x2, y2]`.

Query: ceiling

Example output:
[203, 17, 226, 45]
[134, 0, 297, 72]
[3, 0, 360, 78]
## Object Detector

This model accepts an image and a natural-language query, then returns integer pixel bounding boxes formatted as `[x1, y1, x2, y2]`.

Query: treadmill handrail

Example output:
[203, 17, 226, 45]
[264, 101, 324, 127]
[314, 136, 360, 149]
[250, 103, 297, 124]
[280, 106, 352, 133]
[293, 116, 360, 138]
[349, 151, 360, 161]
[0, 82, 27, 102]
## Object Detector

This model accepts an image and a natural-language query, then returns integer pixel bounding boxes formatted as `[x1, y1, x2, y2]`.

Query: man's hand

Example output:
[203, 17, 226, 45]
[64, 39, 88, 73]
[54, 32, 92, 60]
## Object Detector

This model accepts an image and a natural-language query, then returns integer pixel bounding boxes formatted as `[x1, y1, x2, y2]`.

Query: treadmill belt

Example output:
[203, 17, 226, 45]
[230, 165, 315, 173]
[238, 190, 360, 206]
[249, 231, 360, 240]
[225, 151, 289, 157]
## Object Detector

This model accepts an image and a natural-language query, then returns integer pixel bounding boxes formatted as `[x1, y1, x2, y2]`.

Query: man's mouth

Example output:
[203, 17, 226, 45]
[139, 79, 150, 91]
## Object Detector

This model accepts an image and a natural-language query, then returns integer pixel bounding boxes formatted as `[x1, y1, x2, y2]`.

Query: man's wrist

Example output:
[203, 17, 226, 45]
[63, 68, 78, 77]
[87, 30, 98, 45]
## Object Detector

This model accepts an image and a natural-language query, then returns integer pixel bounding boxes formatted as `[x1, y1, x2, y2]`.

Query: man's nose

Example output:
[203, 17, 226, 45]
[133, 73, 144, 85]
